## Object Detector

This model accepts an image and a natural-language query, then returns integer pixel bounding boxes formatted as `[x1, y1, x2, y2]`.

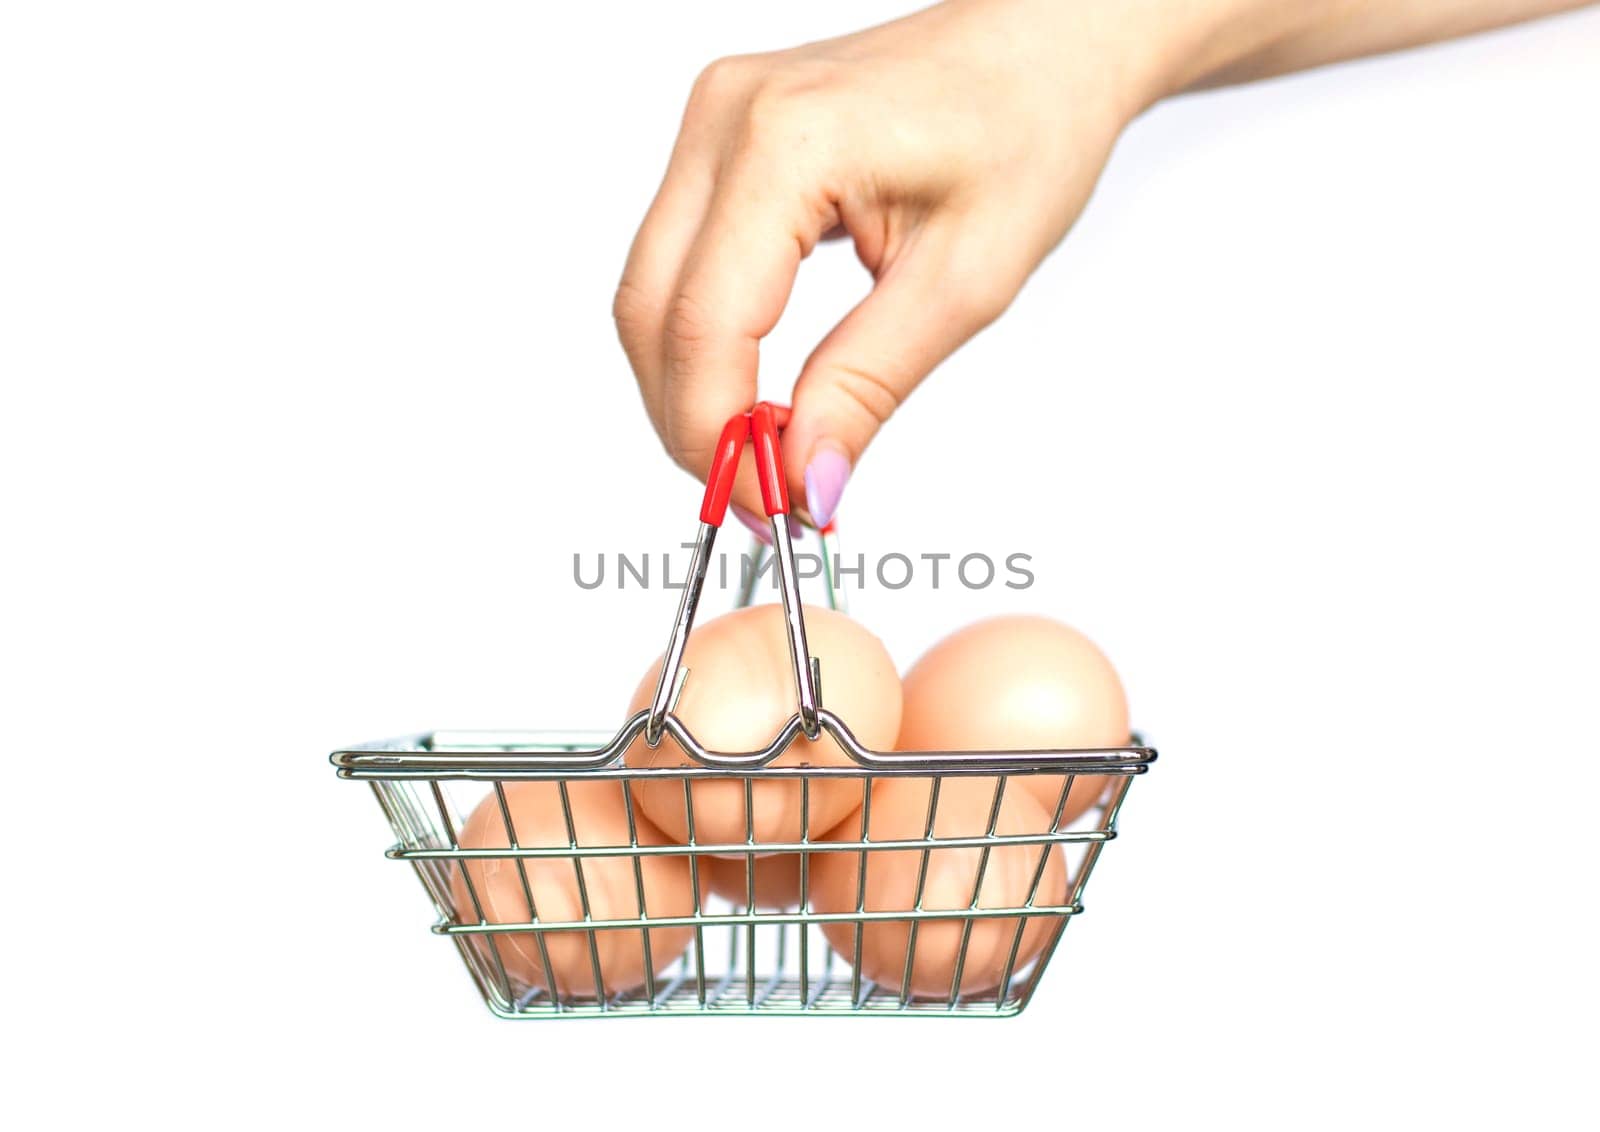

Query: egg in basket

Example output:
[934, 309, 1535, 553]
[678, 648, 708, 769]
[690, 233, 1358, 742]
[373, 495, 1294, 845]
[331, 403, 1155, 1017]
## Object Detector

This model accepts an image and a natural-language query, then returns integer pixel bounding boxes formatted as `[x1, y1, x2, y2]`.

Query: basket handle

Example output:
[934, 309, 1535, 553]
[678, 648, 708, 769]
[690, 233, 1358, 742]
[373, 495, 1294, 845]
[748, 402, 819, 736]
[645, 402, 820, 746]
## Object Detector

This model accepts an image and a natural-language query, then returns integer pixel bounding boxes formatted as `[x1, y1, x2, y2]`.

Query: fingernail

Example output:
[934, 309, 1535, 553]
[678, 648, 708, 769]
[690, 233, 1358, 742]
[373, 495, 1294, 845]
[788, 516, 804, 541]
[731, 505, 772, 545]
[804, 444, 851, 530]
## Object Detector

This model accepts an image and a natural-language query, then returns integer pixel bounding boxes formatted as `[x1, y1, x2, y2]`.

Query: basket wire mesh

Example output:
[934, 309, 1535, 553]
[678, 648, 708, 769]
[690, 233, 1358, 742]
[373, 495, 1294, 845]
[332, 404, 1155, 1018]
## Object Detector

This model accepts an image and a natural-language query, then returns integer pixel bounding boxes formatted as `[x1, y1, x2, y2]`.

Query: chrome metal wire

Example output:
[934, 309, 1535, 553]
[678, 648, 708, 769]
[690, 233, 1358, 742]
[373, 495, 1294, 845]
[332, 520, 1155, 1018]
[337, 728, 1151, 1018]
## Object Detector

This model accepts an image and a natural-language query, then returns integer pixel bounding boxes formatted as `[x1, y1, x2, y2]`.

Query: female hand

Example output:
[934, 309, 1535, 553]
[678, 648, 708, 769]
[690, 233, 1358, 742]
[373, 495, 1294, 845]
[614, 0, 1161, 530]
[614, 0, 1584, 530]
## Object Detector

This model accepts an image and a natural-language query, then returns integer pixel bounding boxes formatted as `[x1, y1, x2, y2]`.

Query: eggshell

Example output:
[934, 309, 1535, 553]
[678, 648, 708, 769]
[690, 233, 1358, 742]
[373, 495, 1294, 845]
[897, 616, 1130, 826]
[810, 775, 1067, 998]
[702, 852, 805, 909]
[623, 603, 900, 848]
[448, 780, 700, 999]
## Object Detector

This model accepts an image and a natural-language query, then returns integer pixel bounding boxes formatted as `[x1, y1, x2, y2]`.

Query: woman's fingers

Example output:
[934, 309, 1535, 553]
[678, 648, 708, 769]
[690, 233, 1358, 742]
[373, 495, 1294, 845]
[611, 63, 742, 438]
[655, 148, 833, 504]
[613, 169, 713, 435]
[625, 180, 1022, 527]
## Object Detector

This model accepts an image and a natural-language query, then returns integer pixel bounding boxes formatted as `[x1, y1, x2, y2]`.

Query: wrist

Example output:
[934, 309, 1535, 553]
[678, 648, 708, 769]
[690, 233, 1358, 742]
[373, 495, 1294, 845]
[962, 0, 1308, 123]
[1134, 1, 1330, 98]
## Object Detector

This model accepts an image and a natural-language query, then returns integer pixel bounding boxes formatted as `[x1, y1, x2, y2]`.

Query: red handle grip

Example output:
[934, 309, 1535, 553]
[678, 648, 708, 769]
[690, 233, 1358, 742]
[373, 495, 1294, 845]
[698, 414, 751, 526]
[696, 403, 794, 524]
[750, 402, 790, 517]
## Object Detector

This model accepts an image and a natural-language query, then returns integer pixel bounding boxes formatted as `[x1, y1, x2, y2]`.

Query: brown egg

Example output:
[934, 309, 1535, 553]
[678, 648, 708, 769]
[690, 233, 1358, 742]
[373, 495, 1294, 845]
[897, 616, 1130, 826]
[810, 775, 1067, 998]
[448, 780, 700, 999]
[702, 852, 804, 909]
[623, 603, 900, 849]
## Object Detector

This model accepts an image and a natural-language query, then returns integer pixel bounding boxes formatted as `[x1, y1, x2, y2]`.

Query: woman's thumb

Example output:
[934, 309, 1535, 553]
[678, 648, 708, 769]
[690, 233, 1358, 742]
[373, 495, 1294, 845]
[783, 229, 1017, 527]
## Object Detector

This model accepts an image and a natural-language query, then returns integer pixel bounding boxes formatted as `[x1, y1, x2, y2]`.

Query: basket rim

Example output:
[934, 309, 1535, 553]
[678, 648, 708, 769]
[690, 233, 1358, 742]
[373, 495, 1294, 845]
[329, 712, 1156, 780]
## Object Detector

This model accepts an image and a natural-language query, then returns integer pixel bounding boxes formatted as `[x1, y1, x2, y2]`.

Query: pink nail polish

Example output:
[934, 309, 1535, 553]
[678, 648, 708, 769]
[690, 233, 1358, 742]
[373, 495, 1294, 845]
[804, 446, 851, 529]
[731, 505, 773, 545]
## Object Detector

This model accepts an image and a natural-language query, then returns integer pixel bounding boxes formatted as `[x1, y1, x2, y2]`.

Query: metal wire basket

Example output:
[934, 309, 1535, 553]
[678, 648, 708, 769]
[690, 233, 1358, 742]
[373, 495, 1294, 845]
[332, 404, 1156, 1018]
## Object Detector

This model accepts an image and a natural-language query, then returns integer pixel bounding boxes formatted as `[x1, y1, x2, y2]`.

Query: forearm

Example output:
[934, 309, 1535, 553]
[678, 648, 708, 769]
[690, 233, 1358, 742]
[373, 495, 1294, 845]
[956, 0, 1589, 128]
[1153, 0, 1594, 95]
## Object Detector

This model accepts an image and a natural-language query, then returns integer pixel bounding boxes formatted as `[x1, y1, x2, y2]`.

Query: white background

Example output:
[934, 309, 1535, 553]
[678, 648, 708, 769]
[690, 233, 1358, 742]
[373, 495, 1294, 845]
[3, 2, 1597, 1127]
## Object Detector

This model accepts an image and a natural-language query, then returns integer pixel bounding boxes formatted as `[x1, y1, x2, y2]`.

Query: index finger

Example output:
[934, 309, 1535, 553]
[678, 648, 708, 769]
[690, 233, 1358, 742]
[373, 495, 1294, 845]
[659, 157, 832, 509]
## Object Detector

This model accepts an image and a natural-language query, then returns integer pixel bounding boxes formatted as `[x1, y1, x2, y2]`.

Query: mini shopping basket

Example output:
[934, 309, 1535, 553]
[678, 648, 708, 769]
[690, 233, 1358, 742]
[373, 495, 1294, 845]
[332, 403, 1156, 1017]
